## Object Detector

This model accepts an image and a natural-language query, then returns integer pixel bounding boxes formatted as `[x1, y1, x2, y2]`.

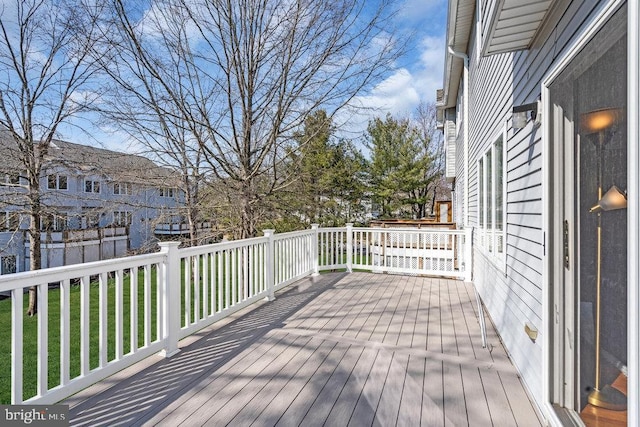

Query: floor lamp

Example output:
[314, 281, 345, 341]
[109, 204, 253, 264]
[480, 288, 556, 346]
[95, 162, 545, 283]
[581, 108, 627, 411]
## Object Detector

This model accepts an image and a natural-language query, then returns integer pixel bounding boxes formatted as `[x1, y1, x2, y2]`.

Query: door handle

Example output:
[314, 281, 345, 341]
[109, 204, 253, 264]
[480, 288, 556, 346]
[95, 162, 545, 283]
[563, 220, 570, 270]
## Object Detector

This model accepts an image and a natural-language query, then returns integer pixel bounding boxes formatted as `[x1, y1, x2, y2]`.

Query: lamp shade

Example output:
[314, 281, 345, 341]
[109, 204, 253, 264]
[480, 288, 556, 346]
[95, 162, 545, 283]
[590, 185, 627, 213]
[580, 108, 624, 134]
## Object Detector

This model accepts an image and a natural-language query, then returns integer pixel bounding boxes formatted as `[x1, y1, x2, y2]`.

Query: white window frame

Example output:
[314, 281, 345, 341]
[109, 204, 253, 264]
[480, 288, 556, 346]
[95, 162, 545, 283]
[47, 174, 68, 190]
[113, 211, 132, 227]
[84, 179, 101, 193]
[82, 208, 100, 228]
[477, 127, 506, 266]
[159, 187, 174, 198]
[40, 213, 68, 232]
[113, 182, 131, 195]
[1, 255, 17, 275]
[0, 211, 20, 231]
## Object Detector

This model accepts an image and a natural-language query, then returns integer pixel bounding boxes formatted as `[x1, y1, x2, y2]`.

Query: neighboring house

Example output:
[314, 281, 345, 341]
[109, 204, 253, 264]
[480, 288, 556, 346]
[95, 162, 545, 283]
[0, 134, 185, 273]
[437, 1, 638, 426]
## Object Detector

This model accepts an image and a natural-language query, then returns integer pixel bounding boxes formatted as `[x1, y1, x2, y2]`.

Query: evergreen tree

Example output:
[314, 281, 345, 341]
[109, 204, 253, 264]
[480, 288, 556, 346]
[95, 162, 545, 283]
[366, 110, 442, 219]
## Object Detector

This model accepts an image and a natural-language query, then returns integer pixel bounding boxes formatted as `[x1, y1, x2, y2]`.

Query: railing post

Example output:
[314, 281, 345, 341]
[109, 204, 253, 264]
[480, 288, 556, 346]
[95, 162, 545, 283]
[311, 224, 320, 276]
[346, 223, 353, 273]
[159, 241, 181, 358]
[464, 227, 473, 282]
[263, 229, 276, 301]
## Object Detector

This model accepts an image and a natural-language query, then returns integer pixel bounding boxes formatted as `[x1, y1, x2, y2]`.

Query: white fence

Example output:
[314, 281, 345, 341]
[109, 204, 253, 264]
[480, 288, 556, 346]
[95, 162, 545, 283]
[0, 225, 470, 405]
[316, 225, 471, 279]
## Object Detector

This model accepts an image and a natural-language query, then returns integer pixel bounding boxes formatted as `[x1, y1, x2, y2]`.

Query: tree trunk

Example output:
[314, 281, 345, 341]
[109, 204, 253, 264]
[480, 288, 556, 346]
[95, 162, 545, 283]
[26, 199, 42, 316]
[240, 181, 257, 239]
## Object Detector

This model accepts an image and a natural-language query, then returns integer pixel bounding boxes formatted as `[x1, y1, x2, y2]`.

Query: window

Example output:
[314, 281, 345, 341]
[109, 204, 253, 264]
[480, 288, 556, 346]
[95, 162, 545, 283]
[0, 212, 20, 231]
[85, 179, 100, 193]
[40, 213, 68, 232]
[159, 188, 174, 198]
[113, 211, 132, 227]
[47, 174, 68, 190]
[82, 208, 100, 228]
[478, 132, 505, 258]
[113, 182, 131, 195]
[1, 255, 16, 275]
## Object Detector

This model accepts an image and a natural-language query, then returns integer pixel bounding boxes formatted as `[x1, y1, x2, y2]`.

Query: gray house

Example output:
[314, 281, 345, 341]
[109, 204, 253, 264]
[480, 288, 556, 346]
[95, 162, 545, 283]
[438, 0, 638, 425]
[0, 135, 185, 273]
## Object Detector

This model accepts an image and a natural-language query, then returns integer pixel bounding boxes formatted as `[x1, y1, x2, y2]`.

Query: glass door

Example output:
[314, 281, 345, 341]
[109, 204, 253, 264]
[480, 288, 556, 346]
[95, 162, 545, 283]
[549, 4, 628, 425]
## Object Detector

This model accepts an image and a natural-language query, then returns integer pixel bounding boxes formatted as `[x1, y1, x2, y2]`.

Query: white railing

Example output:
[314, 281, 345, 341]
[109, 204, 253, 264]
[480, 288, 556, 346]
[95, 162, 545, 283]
[0, 225, 469, 405]
[316, 225, 471, 280]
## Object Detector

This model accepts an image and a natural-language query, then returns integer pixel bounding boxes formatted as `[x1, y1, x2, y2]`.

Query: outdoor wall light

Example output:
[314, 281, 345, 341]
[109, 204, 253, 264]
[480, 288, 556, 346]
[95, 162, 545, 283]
[512, 100, 540, 129]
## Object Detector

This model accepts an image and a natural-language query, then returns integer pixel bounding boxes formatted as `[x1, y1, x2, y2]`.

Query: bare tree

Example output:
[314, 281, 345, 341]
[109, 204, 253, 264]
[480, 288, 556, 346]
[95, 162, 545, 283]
[103, 0, 401, 238]
[95, 1, 212, 246]
[413, 102, 446, 218]
[0, 0, 104, 314]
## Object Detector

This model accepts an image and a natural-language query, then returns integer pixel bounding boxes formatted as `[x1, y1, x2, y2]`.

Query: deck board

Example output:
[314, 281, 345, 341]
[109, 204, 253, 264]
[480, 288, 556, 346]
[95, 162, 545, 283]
[66, 272, 543, 426]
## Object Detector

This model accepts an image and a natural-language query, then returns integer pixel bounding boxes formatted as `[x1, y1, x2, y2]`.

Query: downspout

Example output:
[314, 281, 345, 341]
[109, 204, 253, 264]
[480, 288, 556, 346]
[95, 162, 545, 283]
[448, 46, 470, 228]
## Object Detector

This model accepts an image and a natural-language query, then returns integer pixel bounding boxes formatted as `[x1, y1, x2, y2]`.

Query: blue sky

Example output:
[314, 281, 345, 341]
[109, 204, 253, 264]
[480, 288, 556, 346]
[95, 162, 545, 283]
[355, 0, 447, 113]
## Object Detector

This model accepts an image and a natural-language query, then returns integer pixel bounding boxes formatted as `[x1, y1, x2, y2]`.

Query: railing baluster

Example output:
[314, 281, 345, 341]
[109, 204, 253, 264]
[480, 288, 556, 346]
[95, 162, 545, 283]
[155, 262, 161, 344]
[214, 252, 218, 315]
[217, 251, 223, 312]
[184, 255, 191, 327]
[224, 249, 232, 308]
[11, 287, 23, 404]
[60, 278, 70, 386]
[231, 248, 237, 304]
[243, 246, 248, 300]
[261, 242, 266, 292]
[130, 268, 138, 354]
[143, 264, 150, 347]
[99, 272, 108, 368]
[80, 275, 90, 375]
[194, 255, 200, 323]
[203, 253, 209, 318]
[37, 282, 48, 397]
[115, 269, 124, 360]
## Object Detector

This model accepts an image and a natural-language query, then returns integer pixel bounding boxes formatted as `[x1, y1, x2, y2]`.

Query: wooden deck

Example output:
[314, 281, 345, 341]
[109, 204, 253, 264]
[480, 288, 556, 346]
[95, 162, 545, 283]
[65, 272, 543, 426]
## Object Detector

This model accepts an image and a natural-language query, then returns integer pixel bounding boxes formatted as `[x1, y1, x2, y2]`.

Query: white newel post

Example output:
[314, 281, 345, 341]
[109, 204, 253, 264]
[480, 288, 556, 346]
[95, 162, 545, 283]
[311, 224, 319, 276]
[464, 228, 473, 282]
[159, 242, 181, 357]
[346, 223, 353, 273]
[263, 229, 276, 301]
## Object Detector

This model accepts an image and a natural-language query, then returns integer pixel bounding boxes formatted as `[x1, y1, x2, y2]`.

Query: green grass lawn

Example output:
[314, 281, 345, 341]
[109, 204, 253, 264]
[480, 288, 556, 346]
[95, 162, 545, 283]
[0, 268, 159, 404]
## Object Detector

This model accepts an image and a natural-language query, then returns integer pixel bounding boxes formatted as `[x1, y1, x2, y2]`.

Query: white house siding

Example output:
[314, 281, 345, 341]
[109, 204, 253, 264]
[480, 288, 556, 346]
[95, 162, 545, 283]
[463, 0, 604, 410]
[454, 121, 465, 228]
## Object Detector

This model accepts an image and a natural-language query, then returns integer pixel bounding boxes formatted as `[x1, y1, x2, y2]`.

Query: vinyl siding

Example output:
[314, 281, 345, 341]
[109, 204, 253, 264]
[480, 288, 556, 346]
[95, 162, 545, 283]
[462, 0, 608, 409]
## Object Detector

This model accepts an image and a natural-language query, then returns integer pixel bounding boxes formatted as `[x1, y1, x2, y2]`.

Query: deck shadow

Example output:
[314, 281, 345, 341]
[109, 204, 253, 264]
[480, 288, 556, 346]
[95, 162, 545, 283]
[67, 273, 347, 426]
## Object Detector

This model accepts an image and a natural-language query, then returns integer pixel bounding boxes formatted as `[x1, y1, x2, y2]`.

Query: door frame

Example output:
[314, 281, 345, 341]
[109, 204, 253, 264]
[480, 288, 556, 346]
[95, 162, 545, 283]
[540, 0, 632, 424]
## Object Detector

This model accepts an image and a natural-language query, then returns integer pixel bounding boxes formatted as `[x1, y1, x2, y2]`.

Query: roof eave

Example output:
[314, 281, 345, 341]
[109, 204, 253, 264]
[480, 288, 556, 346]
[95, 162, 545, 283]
[438, 0, 475, 111]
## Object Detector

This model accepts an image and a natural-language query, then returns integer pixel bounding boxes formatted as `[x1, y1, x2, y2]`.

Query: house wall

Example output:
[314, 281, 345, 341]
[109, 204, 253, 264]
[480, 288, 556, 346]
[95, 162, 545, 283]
[0, 151, 185, 272]
[464, 0, 605, 408]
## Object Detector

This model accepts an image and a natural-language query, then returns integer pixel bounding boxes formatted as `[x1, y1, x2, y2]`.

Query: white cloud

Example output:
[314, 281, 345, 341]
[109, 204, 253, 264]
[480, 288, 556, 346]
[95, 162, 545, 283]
[413, 34, 446, 104]
[358, 69, 420, 113]
[337, 33, 445, 139]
